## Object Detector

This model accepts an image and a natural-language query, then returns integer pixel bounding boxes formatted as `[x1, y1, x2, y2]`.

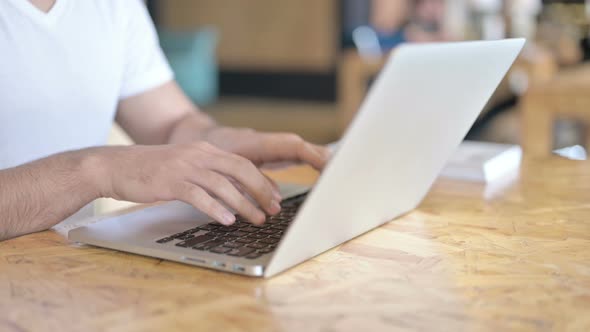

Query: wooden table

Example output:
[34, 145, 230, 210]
[2, 158, 590, 331]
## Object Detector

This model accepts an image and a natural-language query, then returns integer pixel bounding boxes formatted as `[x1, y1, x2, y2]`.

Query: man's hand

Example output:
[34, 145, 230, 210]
[0, 142, 284, 241]
[169, 121, 330, 174]
[117, 81, 331, 171]
[94, 142, 282, 225]
[171, 125, 331, 171]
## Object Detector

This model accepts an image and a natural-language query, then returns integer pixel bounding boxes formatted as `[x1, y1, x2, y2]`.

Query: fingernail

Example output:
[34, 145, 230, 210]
[221, 211, 235, 225]
[254, 212, 266, 225]
[270, 199, 281, 215]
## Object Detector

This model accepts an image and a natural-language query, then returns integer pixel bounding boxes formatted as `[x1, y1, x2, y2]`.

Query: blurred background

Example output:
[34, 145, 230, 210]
[103, 0, 590, 211]
[124, 0, 590, 146]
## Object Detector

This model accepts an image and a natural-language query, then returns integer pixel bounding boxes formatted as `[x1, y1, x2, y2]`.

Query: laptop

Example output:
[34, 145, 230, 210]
[69, 39, 525, 277]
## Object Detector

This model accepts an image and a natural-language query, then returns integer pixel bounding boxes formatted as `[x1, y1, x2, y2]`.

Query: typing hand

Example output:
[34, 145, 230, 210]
[92, 142, 282, 226]
[197, 126, 331, 170]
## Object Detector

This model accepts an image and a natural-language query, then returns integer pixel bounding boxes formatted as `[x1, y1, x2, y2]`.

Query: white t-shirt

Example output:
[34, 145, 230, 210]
[0, 0, 173, 221]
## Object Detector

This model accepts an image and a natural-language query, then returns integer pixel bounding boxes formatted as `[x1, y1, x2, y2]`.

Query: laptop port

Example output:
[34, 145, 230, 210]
[182, 256, 206, 264]
[233, 264, 246, 273]
[212, 261, 226, 268]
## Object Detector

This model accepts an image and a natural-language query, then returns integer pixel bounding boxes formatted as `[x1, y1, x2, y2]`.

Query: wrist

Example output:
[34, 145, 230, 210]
[167, 112, 219, 144]
[77, 147, 114, 199]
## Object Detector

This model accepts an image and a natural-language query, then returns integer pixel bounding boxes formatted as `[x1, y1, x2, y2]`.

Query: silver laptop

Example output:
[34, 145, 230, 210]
[69, 39, 525, 277]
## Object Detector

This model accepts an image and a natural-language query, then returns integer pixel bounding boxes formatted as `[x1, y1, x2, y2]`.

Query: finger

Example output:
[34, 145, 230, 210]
[227, 177, 247, 195]
[259, 133, 330, 170]
[306, 144, 331, 169]
[190, 142, 281, 210]
[190, 170, 271, 225]
[206, 152, 280, 217]
[227, 175, 281, 203]
[263, 174, 282, 202]
[173, 182, 236, 226]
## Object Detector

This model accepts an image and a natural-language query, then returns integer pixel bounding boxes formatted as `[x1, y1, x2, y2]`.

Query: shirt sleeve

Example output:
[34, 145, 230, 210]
[118, 0, 174, 99]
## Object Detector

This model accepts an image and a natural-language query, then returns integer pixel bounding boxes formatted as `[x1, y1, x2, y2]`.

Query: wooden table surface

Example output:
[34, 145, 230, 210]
[2, 157, 590, 331]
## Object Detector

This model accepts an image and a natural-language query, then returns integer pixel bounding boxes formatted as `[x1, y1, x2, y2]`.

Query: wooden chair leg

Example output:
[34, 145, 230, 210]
[521, 92, 553, 157]
[583, 122, 590, 154]
[337, 53, 367, 134]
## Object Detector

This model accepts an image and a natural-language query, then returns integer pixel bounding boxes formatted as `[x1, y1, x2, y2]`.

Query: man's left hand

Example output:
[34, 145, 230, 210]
[199, 126, 330, 170]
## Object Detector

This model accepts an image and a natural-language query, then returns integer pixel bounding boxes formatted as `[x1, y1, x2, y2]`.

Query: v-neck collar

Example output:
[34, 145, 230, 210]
[6, 0, 68, 27]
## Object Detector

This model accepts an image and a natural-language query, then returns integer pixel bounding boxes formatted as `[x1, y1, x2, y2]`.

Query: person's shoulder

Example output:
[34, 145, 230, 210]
[83, 0, 147, 22]
[109, 0, 148, 13]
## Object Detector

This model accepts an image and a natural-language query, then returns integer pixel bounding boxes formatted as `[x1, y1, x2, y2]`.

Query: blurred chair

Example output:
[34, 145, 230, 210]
[337, 44, 557, 136]
[158, 27, 219, 105]
[521, 63, 590, 157]
[472, 44, 558, 144]
[520, 2, 590, 156]
[338, 50, 386, 132]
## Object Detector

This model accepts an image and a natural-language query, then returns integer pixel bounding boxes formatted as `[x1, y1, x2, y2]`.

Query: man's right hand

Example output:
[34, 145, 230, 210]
[90, 142, 282, 226]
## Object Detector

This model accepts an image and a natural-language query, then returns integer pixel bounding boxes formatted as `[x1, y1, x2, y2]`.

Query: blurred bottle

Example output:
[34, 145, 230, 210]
[508, 0, 541, 39]
[445, 0, 469, 40]
[369, 0, 411, 50]
[470, 0, 505, 40]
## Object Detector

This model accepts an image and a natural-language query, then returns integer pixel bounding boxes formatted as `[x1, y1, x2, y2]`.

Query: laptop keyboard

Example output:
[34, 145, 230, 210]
[155, 193, 307, 260]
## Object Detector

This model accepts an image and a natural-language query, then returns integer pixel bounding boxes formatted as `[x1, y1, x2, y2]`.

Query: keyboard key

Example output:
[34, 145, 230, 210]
[219, 226, 238, 232]
[245, 252, 263, 259]
[177, 234, 195, 240]
[198, 224, 217, 231]
[208, 228, 227, 235]
[246, 242, 267, 250]
[258, 247, 274, 254]
[201, 239, 225, 250]
[172, 231, 191, 239]
[247, 234, 267, 240]
[259, 237, 279, 245]
[192, 243, 208, 250]
[241, 227, 260, 233]
[260, 228, 279, 235]
[270, 234, 283, 240]
[156, 237, 175, 244]
[210, 246, 231, 254]
[175, 234, 215, 248]
[271, 225, 287, 231]
[223, 242, 243, 249]
[227, 247, 256, 257]
[231, 230, 249, 237]
[235, 238, 255, 244]
[216, 236, 238, 242]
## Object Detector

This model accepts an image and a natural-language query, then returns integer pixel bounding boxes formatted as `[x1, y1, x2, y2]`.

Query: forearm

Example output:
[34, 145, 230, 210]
[116, 81, 218, 145]
[0, 149, 102, 240]
[167, 110, 218, 144]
